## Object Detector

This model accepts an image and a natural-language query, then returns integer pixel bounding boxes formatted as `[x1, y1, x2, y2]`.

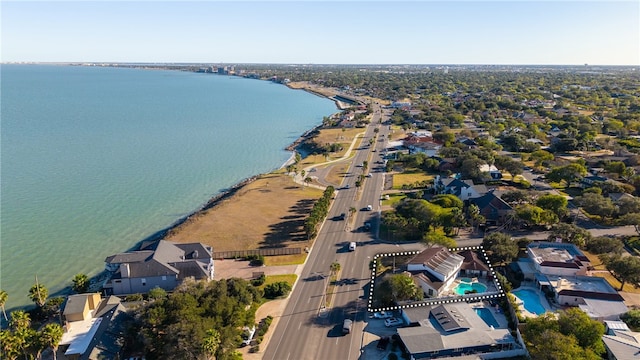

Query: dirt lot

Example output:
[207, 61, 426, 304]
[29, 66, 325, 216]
[164, 172, 323, 252]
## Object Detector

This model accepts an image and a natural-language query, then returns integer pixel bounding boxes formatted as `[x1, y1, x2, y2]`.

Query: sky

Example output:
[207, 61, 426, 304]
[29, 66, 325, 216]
[2, 1, 639, 65]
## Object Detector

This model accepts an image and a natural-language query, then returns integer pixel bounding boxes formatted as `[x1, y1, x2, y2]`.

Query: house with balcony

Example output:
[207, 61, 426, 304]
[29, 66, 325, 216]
[408, 247, 464, 297]
[104, 240, 214, 295]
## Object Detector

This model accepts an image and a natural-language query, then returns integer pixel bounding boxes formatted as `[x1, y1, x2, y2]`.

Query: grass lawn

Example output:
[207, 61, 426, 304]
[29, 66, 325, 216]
[264, 253, 307, 266]
[392, 170, 434, 189]
[263, 274, 298, 288]
[382, 192, 407, 207]
[583, 250, 640, 294]
[306, 127, 364, 158]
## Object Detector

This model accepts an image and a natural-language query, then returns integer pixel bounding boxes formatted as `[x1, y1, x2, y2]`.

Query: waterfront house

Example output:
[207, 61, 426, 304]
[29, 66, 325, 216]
[104, 240, 214, 295]
[59, 293, 130, 359]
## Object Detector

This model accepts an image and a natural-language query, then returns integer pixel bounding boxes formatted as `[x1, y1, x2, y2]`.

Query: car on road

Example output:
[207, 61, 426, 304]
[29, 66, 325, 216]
[348, 242, 357, 251]
[384, 318, 403, 327]
[344, 184, 350, 189]
[364, 221, 371, 231]
[366, 173, 372, 178]
[366, 205, 373, 211]
[342, 319, 353, 334]
[371, 311, 392, 319]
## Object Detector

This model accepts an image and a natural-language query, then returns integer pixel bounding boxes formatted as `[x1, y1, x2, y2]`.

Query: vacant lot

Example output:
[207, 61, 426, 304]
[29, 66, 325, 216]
[392, 170, 434, 189]
[165, 172, 323, 252]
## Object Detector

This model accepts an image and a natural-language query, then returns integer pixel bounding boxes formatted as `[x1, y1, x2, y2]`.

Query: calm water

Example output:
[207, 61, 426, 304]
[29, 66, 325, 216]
[1, 64, 336, 310]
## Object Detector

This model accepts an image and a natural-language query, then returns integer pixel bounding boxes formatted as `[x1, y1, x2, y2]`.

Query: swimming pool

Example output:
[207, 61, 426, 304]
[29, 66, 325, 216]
[474, 308, 500, 328]
[454, 282, 487, 295]
[512, 288, 547, 315]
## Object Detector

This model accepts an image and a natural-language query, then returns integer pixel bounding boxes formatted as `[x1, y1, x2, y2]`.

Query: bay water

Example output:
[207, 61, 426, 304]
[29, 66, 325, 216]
[1, 64, 336, 310]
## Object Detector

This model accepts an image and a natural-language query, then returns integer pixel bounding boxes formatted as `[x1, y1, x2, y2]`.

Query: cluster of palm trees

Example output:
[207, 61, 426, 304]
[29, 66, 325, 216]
[0, 288, 63, 360]
[0, 273, 90, 360]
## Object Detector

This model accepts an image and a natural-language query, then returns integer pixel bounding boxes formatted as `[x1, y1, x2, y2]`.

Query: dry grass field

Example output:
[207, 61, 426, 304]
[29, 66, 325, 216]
[583, 251, 640, 294]
[165, 172, 323, 252]
[392, 170, 434, 189]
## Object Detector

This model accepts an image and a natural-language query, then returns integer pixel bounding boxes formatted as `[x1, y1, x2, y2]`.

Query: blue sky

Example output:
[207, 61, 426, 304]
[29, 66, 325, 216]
[2, 1, 638, 65]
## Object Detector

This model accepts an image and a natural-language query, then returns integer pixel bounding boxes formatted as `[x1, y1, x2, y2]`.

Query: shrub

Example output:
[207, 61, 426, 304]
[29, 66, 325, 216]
[264, 282, 292, 299]
[251, 274, 266, 286]
[249, 345, 260, 353]
[125, 293, 143, 302]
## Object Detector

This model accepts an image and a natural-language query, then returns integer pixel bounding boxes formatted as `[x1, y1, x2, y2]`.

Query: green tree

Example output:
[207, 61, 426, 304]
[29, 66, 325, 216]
[574, 192, 615, 219]
[585, 236, 624, 255]
[330, 261, 341, 275]
[40, 323, 63, 360]
[536, 194, 569, 218]
[557, 307, 605, 355]
[28, 281, 48, 308]
[422, 232, 457, 249]
[430, 194, 463, 209]
[516, 204, 558, 226]
[202, 329, 221, 360]
[600, 254, 640, 290]
[481, 232, 518, 265]
[0, 290, 7, 324]
[529, 149, 554, 168]
[620, 213, 640, 235]
[148, 287, 167, 301]
[546, 163, 587, 186]
[547, 223, 592, 248]
[387, 274, 422, 301]
[71, 273, 90, 293]
[621, 310, 640, 331]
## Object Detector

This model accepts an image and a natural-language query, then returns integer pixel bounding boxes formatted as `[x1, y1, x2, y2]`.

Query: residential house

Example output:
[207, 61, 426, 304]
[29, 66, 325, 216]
[458, 249, 491, 278]
[403, 133, 442, 157]
[104, 240, 214, 295]
[469, 191, 514, 226]
[408, 247, 464, 297]
[59, 294, 130, 359]
[396, 303, 523, 359]
[519, 242, 628, 320]
[602, 329, 640, 360]
[581, 175, 609, 188]
[479, 164, 502, 179]
[433, 175, 487, 201]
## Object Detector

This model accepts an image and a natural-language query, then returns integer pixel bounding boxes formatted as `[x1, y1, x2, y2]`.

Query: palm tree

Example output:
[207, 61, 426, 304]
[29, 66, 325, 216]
[28, 281, 48, 308]
[71, 273, 89, 293]
[40, 323, 63, 360]
[304, 177, 312, 187]
[8, 311, 30, 331]
[330, 262, 341, 275]
[201, 328, 220, 360]
[0, 290, 8, 324]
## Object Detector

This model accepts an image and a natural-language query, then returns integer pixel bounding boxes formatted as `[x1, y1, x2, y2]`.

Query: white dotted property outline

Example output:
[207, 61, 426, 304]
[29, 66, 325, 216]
[367, 245, 505, 313]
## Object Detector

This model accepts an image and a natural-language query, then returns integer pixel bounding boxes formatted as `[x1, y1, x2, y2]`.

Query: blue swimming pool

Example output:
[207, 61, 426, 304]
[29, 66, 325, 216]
[454, 282, 487, 295]
[474, 308, 500, 328]
[512, 288, 547, 315]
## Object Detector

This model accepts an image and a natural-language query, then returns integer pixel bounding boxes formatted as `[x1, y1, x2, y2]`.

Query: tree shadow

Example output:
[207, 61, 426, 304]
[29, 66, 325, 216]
[259, 198, 315, 248]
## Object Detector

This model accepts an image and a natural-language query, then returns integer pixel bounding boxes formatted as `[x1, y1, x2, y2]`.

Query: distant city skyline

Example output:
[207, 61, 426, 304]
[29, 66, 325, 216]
[2, 1, 638, 66]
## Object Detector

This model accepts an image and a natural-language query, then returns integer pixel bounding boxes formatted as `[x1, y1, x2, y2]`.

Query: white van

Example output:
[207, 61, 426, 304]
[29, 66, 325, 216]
[349, 242, 357, 251]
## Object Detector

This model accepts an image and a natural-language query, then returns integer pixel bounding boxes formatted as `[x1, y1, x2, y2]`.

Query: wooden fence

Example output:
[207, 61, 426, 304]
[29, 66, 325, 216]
[212, 247, 302, 259]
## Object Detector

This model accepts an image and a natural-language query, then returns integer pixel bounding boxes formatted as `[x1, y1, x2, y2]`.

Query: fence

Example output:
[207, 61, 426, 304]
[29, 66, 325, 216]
[213, 247, 302, 259]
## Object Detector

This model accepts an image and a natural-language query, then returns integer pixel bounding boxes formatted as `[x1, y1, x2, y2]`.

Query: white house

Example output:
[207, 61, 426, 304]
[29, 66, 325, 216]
[408, 247, 464, 296]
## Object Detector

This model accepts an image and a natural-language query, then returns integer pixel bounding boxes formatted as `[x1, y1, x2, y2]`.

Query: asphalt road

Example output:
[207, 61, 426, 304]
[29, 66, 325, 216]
[263, 103, 421, 360]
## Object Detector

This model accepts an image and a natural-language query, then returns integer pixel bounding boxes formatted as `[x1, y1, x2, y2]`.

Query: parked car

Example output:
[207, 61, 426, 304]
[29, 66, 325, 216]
[384, 318, 402, 327]
[372, 311, 392, 319]
[366, 173, 372, 178]
[240, 326, 256, 346]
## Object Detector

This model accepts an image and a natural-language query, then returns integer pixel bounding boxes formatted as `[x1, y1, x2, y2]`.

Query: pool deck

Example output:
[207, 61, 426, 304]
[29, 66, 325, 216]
[471, 301, 510, 329]
[512, 286, 554, 318]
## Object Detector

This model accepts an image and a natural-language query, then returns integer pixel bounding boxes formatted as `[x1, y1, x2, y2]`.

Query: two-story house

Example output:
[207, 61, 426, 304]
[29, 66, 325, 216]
[104, 240, 214, 295]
